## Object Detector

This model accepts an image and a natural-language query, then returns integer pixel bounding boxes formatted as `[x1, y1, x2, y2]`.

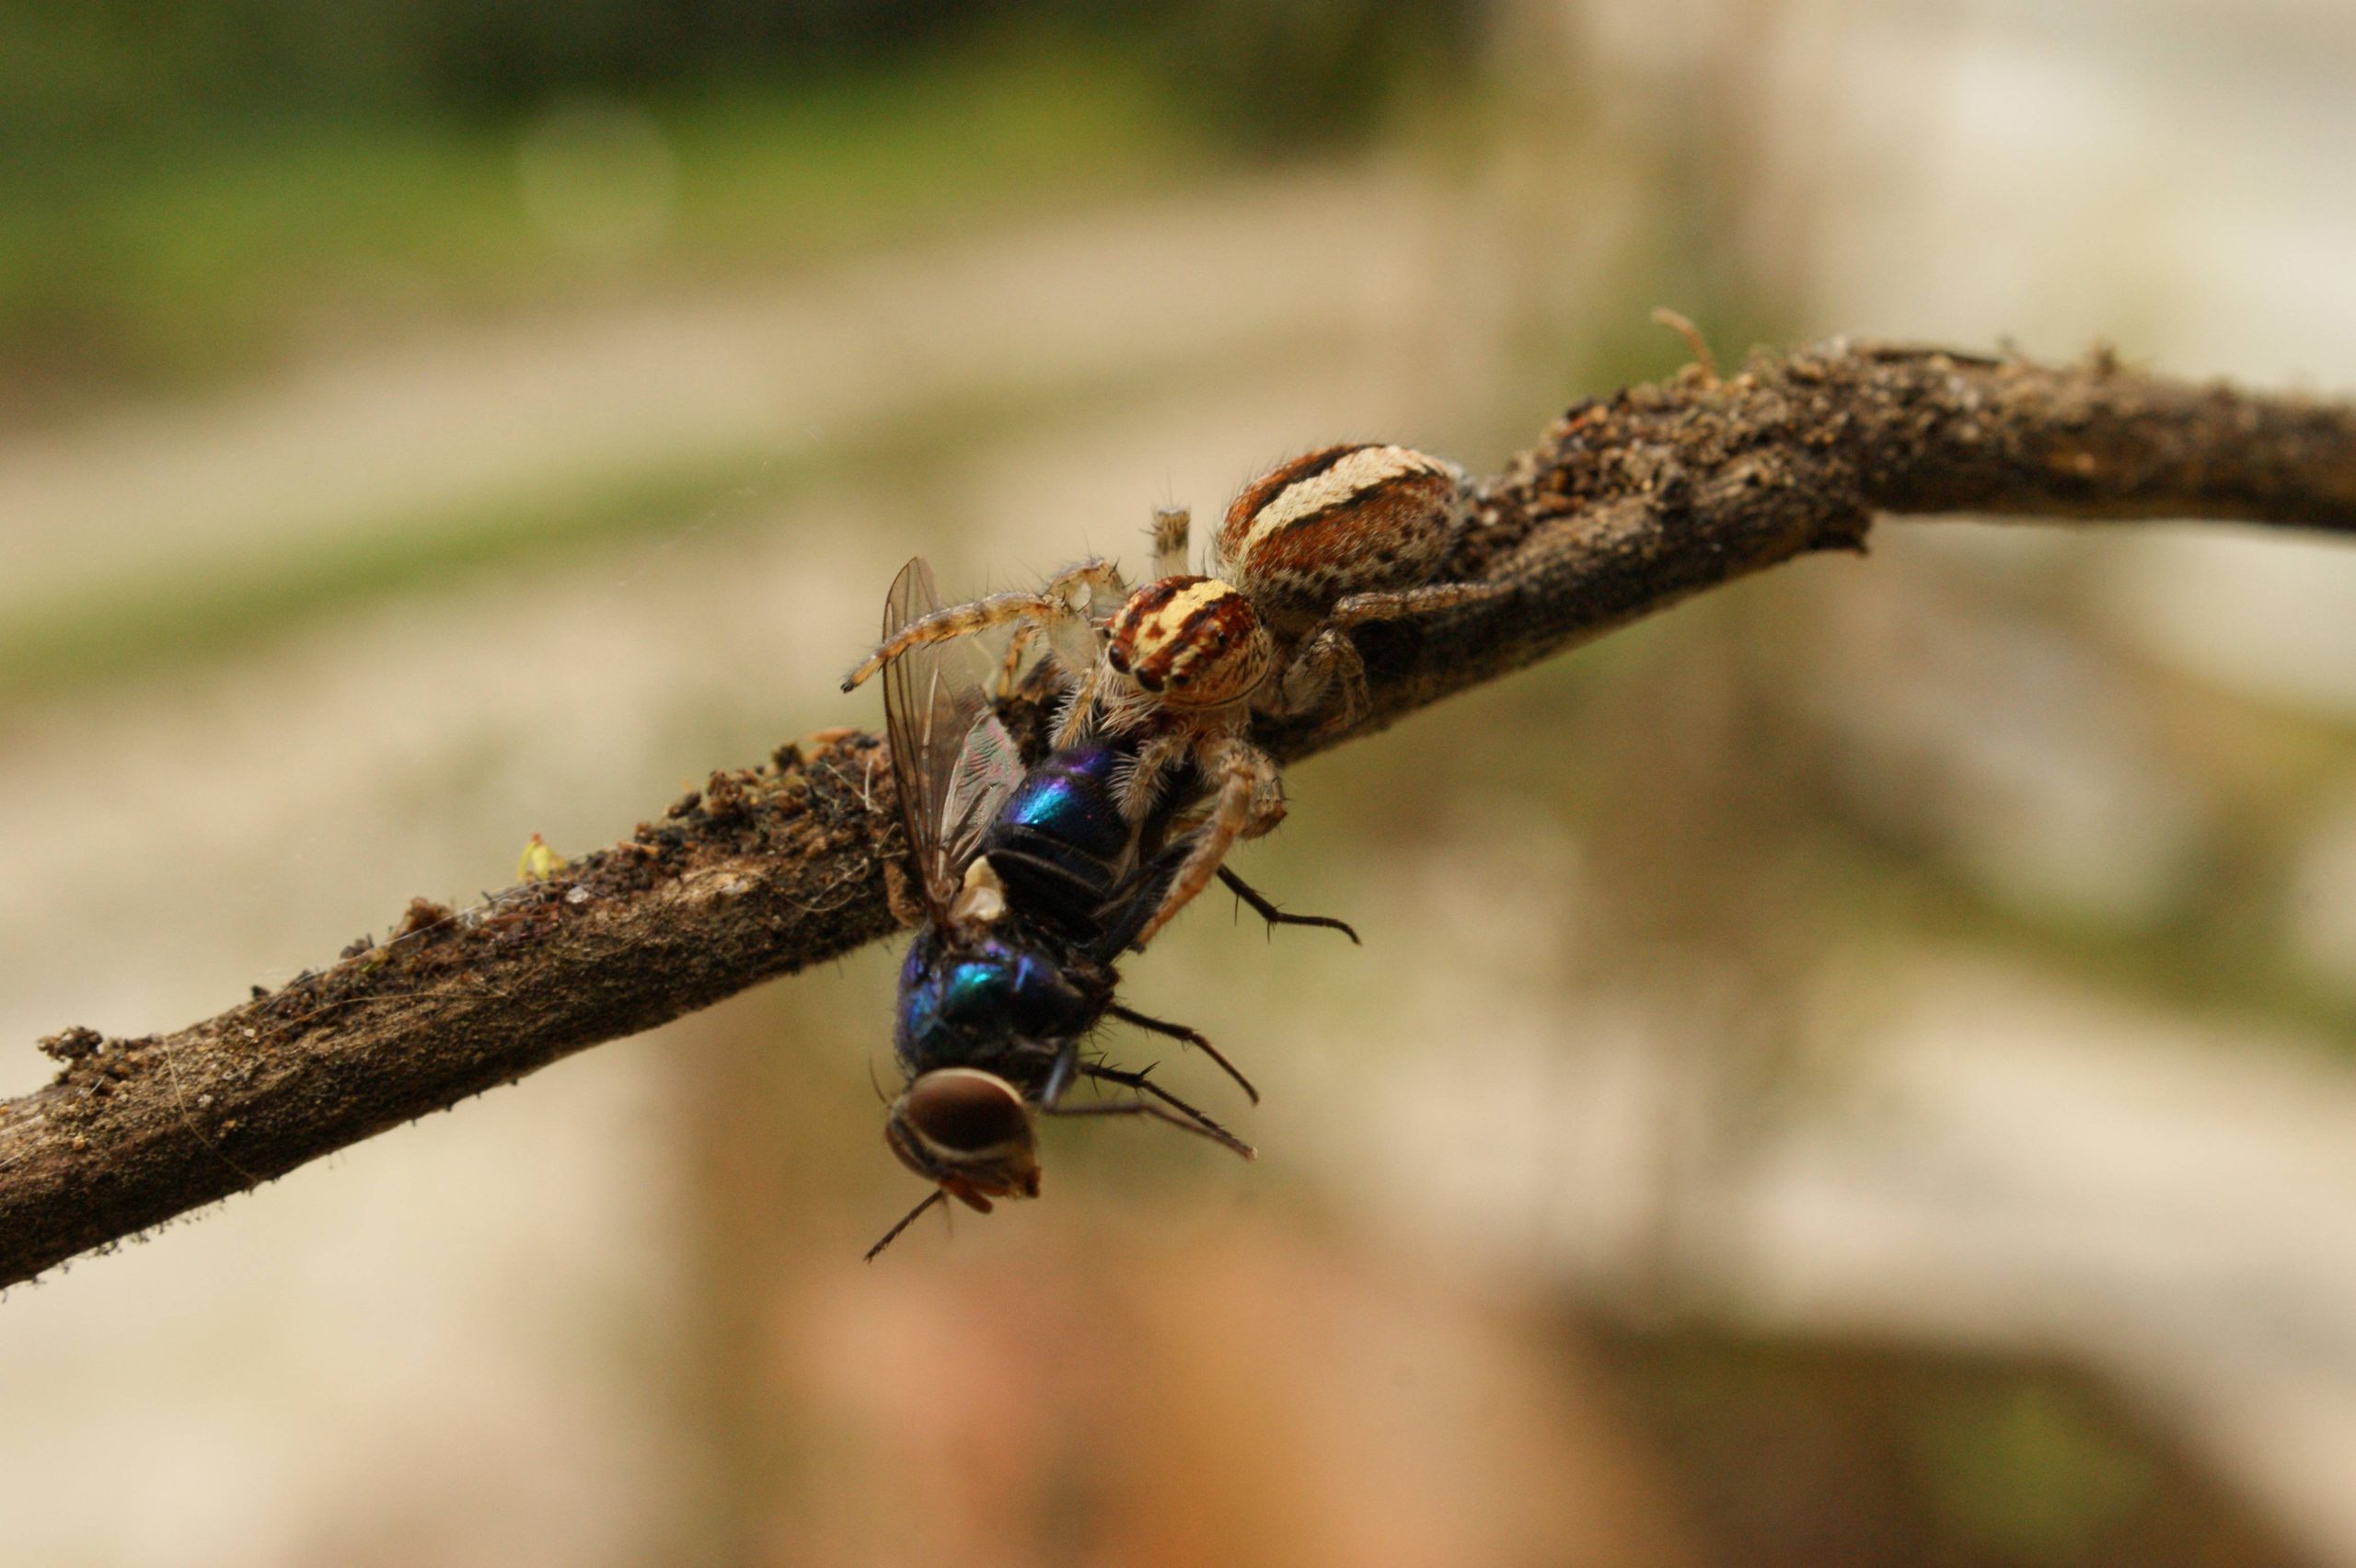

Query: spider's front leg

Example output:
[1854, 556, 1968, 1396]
[841, 558, 1125, 693]
[1129, 732, 1285, 948]
[843, 591, 1057, 692]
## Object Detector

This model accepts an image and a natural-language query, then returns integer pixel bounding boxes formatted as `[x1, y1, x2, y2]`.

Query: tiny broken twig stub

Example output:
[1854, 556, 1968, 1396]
[6, 339, 2355, 1286]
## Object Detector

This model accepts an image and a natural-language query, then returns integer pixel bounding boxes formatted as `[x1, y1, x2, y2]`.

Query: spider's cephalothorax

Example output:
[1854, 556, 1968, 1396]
[1103, 576, 1273, 707]
[841, 443, 1496, 945]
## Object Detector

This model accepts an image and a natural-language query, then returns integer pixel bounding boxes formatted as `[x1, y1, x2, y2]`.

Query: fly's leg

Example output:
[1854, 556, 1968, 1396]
[1108, 1002, 1259, 1104]
[1038, 1040, 1082, 1109]
[1067, 1064, 1254, 1159]
[1216, 866, 1359, 946]
[1083, 1061, 1253, 1149]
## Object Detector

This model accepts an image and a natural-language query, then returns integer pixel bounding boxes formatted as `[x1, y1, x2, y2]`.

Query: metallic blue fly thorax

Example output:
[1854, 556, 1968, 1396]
[894, 925, 1096, 1079]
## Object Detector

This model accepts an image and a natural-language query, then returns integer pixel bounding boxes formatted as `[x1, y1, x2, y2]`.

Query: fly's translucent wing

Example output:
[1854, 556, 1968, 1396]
[942, 709, 1023, 874]
[1063, 557, 1130, 683]
[879, 559, 1022, 917]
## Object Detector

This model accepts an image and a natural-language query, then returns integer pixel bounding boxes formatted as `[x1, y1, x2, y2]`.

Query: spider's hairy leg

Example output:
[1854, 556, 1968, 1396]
[1044, 555, 1130, 603]
[1131, 735, 1283, 948]
[1272, 624, 1370, 724]
[1041, 558, 1129, 653]
[841, 591, 1063, 692]
[1323, 577, 1511, 632]
[841, 558, 1126, 694]
[1116, 729, 1190, 821]
[1150, 504, 1191, 581]
[1269, 577, 1510, 721]
[995, 622, 1042, 699]
[1038, 559, 1130, 742]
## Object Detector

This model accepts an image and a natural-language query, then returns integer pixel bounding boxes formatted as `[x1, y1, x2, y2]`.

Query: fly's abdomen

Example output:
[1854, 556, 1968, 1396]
[982, 744, 1138, 937]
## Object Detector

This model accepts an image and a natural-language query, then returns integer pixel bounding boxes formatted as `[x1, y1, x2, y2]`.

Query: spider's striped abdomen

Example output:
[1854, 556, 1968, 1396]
[1215, 444, 1467, 634]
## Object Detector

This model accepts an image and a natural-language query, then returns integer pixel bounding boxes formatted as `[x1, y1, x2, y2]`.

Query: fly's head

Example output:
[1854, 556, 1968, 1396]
[884, 1066, 1042, 1211]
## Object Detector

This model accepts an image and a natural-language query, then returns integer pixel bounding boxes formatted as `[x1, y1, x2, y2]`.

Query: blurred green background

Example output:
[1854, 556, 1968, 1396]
[6, 2, 2356, 1564]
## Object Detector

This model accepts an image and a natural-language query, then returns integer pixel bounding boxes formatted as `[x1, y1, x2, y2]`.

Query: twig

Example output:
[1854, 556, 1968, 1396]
[6, 339, 2354, 1287]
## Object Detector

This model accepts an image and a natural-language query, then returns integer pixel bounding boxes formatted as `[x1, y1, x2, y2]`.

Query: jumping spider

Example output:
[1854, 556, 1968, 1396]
[843, 443, 1501, 944]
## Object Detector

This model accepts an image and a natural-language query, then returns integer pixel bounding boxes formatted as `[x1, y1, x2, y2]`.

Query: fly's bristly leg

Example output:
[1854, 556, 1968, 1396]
[1108, 1002, 1259, 1103]
[1216, 866, 1360, 946]
[1072, 1063, 1254, 1158]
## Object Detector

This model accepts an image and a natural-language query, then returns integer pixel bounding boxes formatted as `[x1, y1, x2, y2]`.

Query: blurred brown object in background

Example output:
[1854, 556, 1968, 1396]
[776, 1218, 1702, 1568]
[1601, 1327, 2320, 1568]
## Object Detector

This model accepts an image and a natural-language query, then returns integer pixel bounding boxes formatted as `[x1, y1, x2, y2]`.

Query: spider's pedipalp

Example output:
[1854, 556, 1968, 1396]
[1115, 730, 1190, 821]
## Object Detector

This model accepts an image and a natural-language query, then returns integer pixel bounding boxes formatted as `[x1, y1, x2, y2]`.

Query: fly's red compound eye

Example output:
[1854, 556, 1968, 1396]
[903, 1069, 1028, 1154]
[886, 1068, 1041, 1200]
